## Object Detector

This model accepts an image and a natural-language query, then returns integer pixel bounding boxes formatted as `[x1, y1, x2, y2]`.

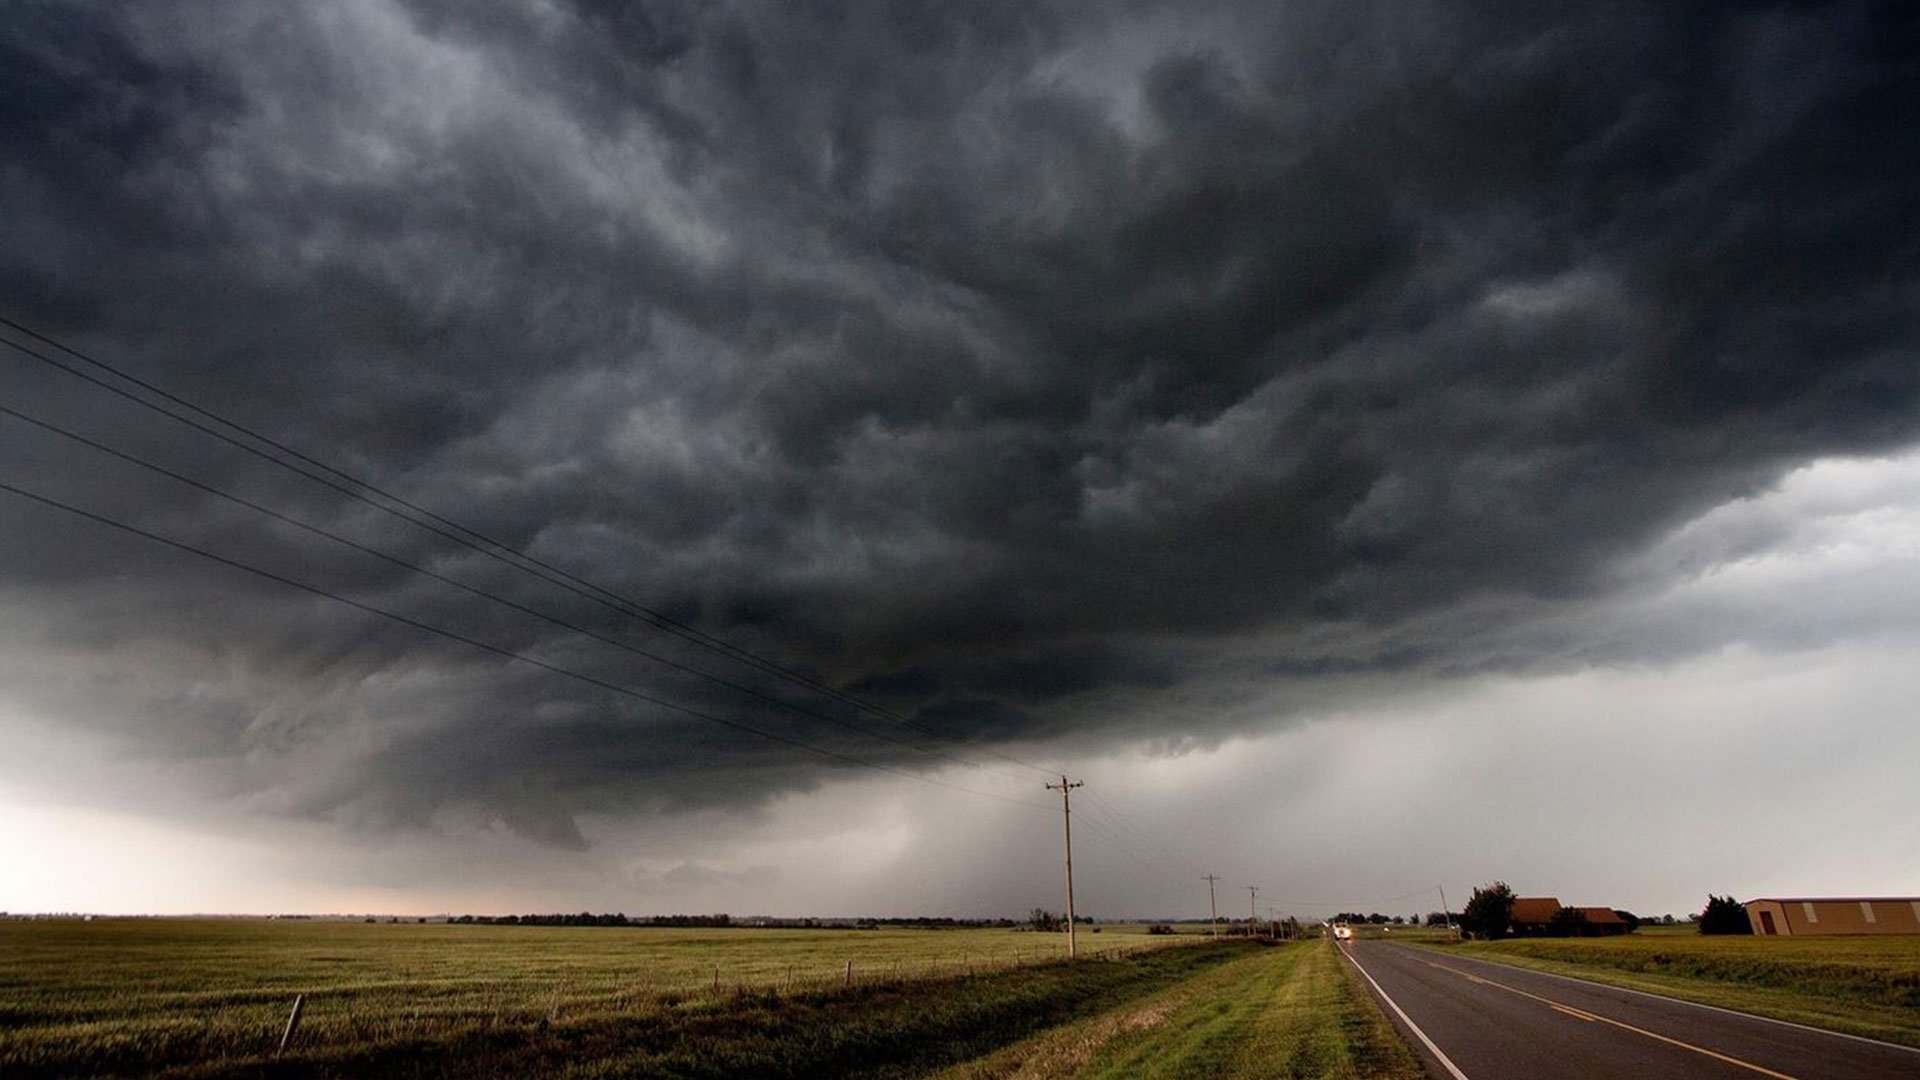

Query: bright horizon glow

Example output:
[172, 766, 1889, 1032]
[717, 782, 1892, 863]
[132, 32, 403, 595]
[10, 452, 1920, 919]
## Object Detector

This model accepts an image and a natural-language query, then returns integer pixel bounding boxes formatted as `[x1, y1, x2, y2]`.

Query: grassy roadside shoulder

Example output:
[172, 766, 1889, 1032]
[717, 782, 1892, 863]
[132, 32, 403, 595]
[1405, 937, 1920, 1049]
[933, 940, 1424, 1080]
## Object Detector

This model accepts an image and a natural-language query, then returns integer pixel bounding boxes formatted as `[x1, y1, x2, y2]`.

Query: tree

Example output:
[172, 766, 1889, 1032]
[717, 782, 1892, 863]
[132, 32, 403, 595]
[1461, 882, 1517, 939]
[1699, 895, 1753, 935]
[1547, 906, 1588, 937]
[1028, 908, 1064, 933]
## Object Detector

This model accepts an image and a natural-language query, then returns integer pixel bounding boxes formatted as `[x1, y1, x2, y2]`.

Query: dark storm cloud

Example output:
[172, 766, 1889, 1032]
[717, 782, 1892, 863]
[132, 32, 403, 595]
[2, 0, 1917, 843]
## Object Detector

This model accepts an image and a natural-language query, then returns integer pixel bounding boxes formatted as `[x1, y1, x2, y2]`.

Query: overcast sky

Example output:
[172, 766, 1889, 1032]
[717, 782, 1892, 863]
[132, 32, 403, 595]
[3, 1, 1917, 921]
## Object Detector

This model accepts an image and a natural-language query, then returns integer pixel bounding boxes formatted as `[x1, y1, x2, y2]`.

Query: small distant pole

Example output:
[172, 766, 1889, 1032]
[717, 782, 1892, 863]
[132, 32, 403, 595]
[844, 960, 852, 987]
[276, 994, 305, 1057]
[1247, 886, 1259, 937]
[1203, 875, 1221, 938]
[1046, 775, 1085, 960]
[1439, 885, 1457, 939]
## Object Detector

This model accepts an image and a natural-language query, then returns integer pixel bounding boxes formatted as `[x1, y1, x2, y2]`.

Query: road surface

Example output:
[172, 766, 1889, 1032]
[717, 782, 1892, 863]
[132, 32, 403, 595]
[1341, 939, 1920, 1080]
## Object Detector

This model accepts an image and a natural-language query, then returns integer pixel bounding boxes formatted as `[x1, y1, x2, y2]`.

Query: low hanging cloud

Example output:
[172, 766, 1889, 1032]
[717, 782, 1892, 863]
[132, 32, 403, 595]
[2, 0, 1917, 851]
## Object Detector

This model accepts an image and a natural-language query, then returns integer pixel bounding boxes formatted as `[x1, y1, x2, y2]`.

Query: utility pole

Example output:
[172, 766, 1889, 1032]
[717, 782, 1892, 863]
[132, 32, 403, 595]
[1438, 884, 1457, 939]
[1047, 776, 1085, 959]
[1246, 886, 1259, 938]
[1203, 875, 1221, 938]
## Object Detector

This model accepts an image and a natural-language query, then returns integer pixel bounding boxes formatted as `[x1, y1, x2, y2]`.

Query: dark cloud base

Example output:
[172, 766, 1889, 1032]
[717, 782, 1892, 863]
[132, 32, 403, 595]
[2, 0, 1916, 844]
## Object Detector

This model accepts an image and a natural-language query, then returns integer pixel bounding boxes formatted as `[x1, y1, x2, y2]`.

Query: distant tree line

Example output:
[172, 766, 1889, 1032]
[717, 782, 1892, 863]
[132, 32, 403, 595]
[1332, 912, 1421, 926]
[854, 916, 1021, 929]
[449, 913, 730, 927]
[444, 913, 1027, 930]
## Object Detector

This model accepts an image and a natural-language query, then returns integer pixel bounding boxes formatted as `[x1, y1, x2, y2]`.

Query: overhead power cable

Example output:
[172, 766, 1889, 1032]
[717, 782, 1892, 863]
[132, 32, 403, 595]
[0, 454, 1201, 897]
[1265, 886, 1442, 911]
[0, 476, 1055, 813]
[1, 317, 1226, 892]
[0, 399, 1040, 787]
[0, 317, 1069, 782]
[2, 459, 1199, 880]
[1081, 787, 1196, 871]
[1064, 813, 1166, 876]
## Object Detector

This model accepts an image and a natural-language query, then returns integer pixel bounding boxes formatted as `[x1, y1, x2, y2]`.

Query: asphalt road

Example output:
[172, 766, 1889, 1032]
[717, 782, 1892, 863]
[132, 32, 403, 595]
[1341, 940, 1920, 1080]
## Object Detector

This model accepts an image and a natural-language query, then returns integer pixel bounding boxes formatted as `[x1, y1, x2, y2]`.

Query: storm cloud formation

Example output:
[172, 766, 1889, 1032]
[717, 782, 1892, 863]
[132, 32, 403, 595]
[3, 1, 1917, 854]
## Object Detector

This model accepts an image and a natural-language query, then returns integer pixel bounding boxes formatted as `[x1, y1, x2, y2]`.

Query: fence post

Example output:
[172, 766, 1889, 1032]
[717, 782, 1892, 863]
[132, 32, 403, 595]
[844, 960, 852, 987]
[276, 994, 305, 1057]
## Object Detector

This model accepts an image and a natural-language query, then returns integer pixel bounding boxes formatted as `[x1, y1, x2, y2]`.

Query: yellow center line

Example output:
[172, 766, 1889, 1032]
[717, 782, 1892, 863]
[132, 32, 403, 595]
[1551, 1004, 1600, 1023]
[1422, 960, 1802, 1080]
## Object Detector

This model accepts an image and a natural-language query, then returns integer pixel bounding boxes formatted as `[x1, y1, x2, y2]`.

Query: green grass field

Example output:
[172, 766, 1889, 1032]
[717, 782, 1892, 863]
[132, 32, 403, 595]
[1419, 933, 1920, 1047]
[0, 919, 1207, 1078]
[930, 939, 1422, 1080]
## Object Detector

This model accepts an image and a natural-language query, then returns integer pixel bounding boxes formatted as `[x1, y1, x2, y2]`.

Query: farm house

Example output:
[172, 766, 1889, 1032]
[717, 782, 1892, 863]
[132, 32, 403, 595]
[1508, 897, 1634, 936]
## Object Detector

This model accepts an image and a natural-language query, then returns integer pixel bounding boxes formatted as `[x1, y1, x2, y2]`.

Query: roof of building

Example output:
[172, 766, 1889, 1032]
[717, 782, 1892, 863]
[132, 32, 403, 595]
[1572, 906, 1626, 924]
[1746, 897, 1920, 904]
[1509, 897, 1562, 924]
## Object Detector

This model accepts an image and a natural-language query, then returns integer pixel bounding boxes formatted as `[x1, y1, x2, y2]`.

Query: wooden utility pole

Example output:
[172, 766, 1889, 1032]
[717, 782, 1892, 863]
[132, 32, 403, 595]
[1438, 884, 1457, 939]
[1203, 874, 1221, 938]
[1247, 886, 1258, 936]
[1047, 775, 1085, 959]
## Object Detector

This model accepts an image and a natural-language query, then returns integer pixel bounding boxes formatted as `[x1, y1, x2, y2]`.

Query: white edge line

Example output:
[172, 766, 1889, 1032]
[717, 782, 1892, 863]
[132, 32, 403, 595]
[1421, 947, 1920, 1057]
[1341, 943, 1473, 1080]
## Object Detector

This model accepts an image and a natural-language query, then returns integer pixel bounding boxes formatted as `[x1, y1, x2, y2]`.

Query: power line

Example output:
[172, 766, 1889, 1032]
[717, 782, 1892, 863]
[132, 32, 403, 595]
[4, 396, 1190, 878]
[1081, 787, 1194, 870]
[1069, 805, 1182, 875]
[0, 317, 1070, 783]
[1263, 886, 1444, 912]
[1061, 811, 1164, 875]
[0, 398, 1043, 788]
[0, 476, 1055, 813]
[0, 316, 1248, 900]
[4, 426, 1218, 900]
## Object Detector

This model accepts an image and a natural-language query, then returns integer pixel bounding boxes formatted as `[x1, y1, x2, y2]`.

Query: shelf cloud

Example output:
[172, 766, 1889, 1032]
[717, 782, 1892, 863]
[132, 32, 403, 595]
[2, 1, 1916, 912]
